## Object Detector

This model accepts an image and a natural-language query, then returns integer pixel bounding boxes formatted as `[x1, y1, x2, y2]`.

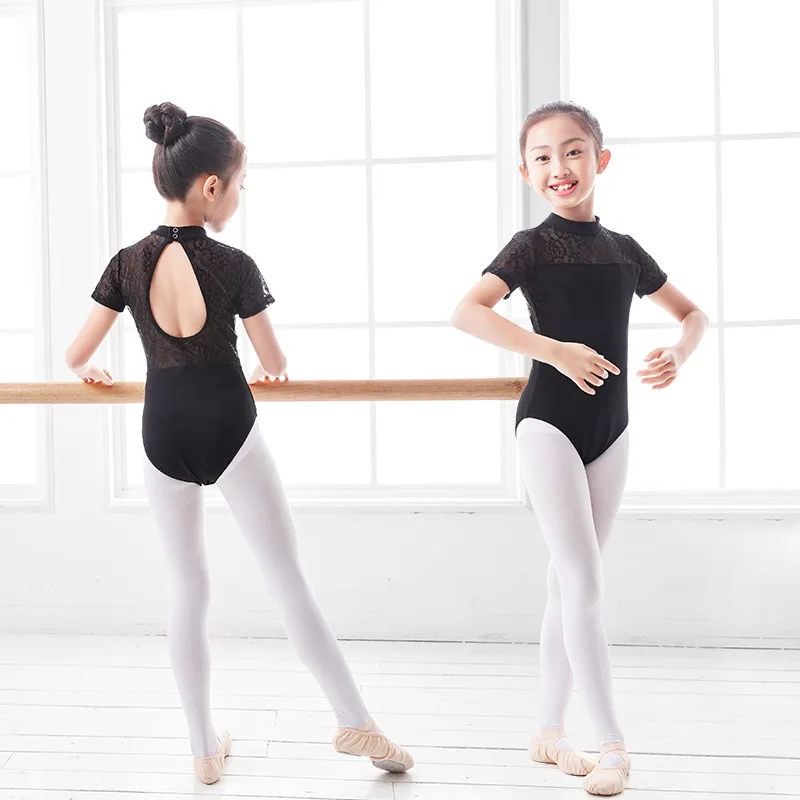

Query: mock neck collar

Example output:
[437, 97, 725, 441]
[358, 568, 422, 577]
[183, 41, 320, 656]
[543, 212, 601, 236]
[153, 225, 207, 241]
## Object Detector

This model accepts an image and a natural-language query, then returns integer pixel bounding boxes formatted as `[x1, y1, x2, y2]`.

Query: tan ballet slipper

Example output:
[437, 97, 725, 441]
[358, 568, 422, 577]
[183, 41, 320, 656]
[583, 741, 631, 796]
[529, 726, 598, 776]
[333, 718, 414, 773]
[192, 731, 231, 785]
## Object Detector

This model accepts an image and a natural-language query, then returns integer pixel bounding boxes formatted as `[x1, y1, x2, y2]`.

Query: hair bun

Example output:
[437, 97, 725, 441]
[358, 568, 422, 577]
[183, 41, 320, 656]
[143, 102, 188, 146]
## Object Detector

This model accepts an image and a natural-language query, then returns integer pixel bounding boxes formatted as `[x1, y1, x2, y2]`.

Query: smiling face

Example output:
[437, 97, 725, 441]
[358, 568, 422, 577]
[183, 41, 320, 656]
[519, 113, 610, 218]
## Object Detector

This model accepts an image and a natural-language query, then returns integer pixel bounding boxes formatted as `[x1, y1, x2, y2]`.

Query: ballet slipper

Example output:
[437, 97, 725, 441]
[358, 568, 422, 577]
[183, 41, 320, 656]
[529, 726, 598, 776]
[333, 718, 414, 773]
[192, 731, 231, 785]
[583, 741, 631, 796]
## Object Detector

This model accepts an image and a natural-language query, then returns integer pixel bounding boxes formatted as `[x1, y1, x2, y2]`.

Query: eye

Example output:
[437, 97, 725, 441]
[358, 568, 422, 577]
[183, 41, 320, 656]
[567, 149, 581, 156]
[535, 155, 549, 163]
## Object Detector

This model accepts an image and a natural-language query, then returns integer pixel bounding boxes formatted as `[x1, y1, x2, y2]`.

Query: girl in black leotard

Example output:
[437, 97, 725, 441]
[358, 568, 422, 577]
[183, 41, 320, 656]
[65, 101, 413, 784]
[452, 101, 708, 796]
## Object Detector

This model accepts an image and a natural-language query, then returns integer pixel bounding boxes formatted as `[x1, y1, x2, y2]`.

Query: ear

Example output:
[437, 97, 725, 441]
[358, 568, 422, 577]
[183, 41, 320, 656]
[519, 162, 532, 187]
[597, 149, 611, 174]
[202, 174, 219, 201]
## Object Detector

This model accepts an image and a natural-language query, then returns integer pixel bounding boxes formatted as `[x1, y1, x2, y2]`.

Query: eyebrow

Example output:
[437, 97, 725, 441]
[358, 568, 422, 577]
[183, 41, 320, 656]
[529, 137, 586, 152]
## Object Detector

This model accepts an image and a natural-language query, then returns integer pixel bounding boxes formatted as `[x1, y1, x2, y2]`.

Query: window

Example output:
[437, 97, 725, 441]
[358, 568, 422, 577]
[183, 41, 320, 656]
[565, 0, 800, 499]
[107, 0, 520, 502]
[0, 0, 43, 500]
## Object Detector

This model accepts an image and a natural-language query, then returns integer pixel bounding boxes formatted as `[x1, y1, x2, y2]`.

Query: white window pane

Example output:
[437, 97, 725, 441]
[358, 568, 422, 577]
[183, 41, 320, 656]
[377, 402, 503, 485]
[0, 11, 31, 171]
[245, 167, 368, 325]
[373, 161, 497, 322]
[569, 0, 715, 138]
[0, 406, 36, 485]
[725, 327, 799, 490]
[627, 328, 719, 491]
[116, 9, 239, 169]
[370, 0, 496, 158]
[119, 171, 241, 248]
[600, 142, 718, 325]
[123, 329, 146, 380]
[0, 333, 36, 485]
[243, 2, 365, 162]
[0, 333, 34, 381]
[374, 327, 504, 485]
[0, 175, 34, 328]
[124, 403, 144, 488]
[722, 139, 800, 321]
[375, 327, 499, 378]
[260, 403, 371, 486]
[254, 329, 370, 486]
[719, 0, 800, 134]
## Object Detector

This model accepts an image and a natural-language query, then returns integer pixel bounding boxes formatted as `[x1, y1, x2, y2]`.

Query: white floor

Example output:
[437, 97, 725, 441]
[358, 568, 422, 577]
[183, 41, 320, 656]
[0, 635, 798, 798]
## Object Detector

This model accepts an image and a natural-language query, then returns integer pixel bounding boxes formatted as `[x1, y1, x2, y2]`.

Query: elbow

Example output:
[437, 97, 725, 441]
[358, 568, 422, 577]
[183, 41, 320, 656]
[450, 302, 467, 331]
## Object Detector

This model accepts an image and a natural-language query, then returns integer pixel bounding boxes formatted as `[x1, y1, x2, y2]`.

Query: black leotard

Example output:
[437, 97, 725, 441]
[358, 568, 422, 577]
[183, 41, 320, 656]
[482, 212, 668, 465]
[91, 225, 274, 484]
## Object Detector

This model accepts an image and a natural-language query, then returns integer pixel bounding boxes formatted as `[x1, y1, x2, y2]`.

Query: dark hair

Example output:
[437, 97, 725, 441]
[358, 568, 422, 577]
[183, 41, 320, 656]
[518, 101, 603, 164]
[143, 102, 245, 201]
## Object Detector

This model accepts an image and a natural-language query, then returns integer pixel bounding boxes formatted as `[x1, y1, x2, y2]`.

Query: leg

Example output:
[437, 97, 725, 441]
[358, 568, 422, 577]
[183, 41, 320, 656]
[538, 428, 630, 732]
[516, 419, 624, 748]
[142, 456, 217, 758]
[215, 429, 370, 729]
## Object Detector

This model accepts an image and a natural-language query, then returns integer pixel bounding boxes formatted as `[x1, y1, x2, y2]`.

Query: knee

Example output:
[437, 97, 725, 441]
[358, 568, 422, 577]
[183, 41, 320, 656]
[559, 561, 604, 609]
[169, 569, 211, 617]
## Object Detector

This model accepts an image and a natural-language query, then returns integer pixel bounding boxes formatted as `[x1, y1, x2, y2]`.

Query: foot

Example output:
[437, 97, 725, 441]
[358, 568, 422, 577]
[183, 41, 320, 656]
[333, 718, 414, 773]
[192, 731, 231, 785]
[530, 727, 597, 776]
[583, 742, 631, 796]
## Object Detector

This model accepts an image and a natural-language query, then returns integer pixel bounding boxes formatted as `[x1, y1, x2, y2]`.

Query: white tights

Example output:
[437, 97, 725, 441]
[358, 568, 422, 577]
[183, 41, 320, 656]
[517, 418, 629, 752]
[143, 422, 371, 757]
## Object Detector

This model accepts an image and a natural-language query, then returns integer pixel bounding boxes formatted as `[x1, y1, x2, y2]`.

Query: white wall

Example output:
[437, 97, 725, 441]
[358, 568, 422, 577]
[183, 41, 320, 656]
[3, 507, 799, 644]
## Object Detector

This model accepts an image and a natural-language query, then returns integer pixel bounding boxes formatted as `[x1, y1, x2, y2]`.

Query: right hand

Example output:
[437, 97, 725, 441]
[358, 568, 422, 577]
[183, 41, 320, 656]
[73, 362, 114, 386]
[550, 341, 620, 396]
[248, 363, 289, 384]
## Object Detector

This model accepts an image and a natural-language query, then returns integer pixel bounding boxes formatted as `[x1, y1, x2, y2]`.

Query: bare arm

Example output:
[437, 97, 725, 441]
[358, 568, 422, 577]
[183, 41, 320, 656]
[65, 302, 120, 373]
[451, 273, 561, 364]
[242, 310, 287, 378]
[645, 281, 709, 362]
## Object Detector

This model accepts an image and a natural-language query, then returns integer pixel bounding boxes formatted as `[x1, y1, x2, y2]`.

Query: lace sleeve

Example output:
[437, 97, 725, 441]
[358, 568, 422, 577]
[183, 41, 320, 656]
[235, 254, 275, 318]
[91, 251, 125, 312]
[627, 236, 668, 298]
[481, 231, 535, 299]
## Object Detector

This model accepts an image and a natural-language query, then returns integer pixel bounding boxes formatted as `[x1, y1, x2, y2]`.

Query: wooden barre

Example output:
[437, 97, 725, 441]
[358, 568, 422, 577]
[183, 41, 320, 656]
[0, 378, 528, 405]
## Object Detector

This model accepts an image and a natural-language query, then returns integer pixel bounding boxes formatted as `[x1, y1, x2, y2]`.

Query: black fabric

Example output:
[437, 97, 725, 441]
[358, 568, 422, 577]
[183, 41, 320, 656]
[482, 213, 668, 464]
[91, 225, 275, 484]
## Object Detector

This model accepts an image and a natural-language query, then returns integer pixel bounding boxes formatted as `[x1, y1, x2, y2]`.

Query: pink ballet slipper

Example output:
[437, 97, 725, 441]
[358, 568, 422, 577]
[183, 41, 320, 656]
[333, 718, 414, 773]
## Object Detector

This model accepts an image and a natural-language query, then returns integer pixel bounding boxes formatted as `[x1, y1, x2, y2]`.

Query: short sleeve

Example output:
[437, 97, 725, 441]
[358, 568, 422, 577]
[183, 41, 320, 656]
[627, 236, 668, 298]
[235, 253, 275, 319]
[91, 251, 126, 312]
[481, 230, 535, 299]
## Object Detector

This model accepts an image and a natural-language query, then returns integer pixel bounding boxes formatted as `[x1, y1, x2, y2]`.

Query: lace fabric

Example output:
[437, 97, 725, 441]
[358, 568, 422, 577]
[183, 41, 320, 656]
[482, 216, 669, 323]
[91, 228, 274, 372]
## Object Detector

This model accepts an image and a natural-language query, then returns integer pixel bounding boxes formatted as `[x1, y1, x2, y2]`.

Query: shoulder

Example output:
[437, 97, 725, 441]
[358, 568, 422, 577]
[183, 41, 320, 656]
[204, 238, 259, 268]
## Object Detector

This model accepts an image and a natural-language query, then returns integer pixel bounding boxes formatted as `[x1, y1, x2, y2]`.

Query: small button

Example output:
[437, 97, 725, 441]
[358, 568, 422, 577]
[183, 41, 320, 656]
[172, 233, 178, 239]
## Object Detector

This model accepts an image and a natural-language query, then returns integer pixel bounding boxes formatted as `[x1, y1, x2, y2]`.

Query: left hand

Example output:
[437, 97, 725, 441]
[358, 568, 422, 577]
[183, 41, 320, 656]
[636, 346, 683, 390]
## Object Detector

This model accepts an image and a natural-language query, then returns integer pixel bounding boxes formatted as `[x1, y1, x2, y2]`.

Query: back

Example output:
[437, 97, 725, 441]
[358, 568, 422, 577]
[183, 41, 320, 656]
[90, 224, 275, 485]
[91, 225, 273, 373]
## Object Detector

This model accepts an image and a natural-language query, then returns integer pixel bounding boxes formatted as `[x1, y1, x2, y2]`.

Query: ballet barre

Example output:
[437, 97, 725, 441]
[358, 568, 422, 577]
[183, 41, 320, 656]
[0, 378, 527, 405]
